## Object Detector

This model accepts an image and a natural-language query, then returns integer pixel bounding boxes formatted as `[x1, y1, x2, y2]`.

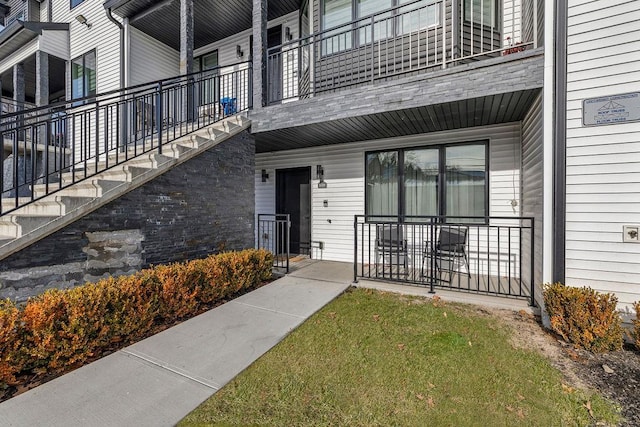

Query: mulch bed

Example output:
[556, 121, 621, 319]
[568, 345, 640, 427]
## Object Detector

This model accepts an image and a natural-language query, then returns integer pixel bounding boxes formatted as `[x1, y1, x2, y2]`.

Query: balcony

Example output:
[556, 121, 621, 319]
[251, 0, 544, 148]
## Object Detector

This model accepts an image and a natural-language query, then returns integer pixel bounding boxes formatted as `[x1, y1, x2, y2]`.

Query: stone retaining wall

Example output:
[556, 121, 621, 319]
[0, 130, 255, 302]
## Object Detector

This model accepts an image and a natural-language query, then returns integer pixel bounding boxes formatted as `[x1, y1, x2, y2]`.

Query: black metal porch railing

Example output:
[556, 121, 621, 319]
[0, 62, 252, 215]
[257, 214, 291, 273]
[354, 215, 535, 305]
[267, 0, 539, 104]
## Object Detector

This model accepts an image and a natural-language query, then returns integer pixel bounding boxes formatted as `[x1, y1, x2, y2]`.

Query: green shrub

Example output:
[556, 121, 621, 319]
[543, 283, 623, 353]
[633, 301, 640, 351]
[0, 249, 273, 391]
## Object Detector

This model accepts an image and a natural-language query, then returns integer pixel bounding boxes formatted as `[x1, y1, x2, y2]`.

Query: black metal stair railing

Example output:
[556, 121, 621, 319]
[0, 61, 252, 215]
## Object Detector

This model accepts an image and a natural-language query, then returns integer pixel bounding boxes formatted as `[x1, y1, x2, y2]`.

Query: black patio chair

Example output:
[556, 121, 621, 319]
[375, 224, 408, 277]
[423, 226, 471, 284]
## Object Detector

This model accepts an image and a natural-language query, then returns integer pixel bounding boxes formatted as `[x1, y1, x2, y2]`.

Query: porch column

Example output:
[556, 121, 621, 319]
[35, 51, 50, 155]
[13, 62, 25, 131]
[35, 51, 49, 107]
[180, 0, 194, 121]
[13, 62, 25, 110]
[179, 0, 194, 75]
[252, 0, 267, 108]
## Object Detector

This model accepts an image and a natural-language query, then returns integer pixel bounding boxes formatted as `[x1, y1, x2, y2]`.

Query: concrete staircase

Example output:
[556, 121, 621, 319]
[0, 114, 250, 261]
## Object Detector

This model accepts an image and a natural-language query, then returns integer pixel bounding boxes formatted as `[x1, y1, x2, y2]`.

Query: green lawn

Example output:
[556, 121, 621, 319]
[181, 288, 620, 426]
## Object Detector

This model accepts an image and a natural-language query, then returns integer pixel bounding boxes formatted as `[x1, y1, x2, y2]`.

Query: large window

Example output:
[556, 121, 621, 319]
[366, 142, 488, 221]
[71, 0, 86, 8]
[71, 50, 96, 100]
[322, 0, 353, 53]
[322, 0, 440, 53]
[195, 50, 218, 72]
[464, 0, 497, 28]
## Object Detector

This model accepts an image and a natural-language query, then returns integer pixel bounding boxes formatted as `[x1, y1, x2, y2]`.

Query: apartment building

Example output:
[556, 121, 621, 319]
[0, 0, 637, 316]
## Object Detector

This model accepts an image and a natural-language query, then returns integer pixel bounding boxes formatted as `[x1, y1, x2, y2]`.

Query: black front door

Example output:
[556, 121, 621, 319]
[267, 25, 282, 104]
[276, 167, 311, 255]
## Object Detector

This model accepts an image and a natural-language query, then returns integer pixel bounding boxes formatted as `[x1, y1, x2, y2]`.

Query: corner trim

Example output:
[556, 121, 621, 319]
[553, 0, 567, 283]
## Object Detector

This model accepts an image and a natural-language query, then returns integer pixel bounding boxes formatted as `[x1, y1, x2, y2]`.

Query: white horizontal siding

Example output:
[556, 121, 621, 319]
[52, 0, 122, 94]
[521, 92, 543, 304]
[38, 30, 70, 60]
[565, 0, 640, 310]
[194, 11, 299, 67]
[503, 0, 522, 44]
[256, 123, 522, 264]
[128, 27, 179, 85]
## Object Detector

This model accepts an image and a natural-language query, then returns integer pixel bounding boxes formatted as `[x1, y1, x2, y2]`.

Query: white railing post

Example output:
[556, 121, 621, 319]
[532, 0, 538, 48]
[442, 0, 447, 69]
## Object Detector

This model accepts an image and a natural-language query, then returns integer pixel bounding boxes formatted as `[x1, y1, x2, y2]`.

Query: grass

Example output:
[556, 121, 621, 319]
[180, 288, 620, 426]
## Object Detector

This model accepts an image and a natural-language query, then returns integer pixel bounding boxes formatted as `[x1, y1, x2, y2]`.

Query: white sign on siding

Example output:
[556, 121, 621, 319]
[583, 92, 640, 126]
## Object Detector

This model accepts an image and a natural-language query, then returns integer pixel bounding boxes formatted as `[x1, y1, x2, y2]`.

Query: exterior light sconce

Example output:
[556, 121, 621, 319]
[317, 165, 327, 188]
[236, 45, 244, 58]
[75, 14, 92, 29]
[285, 26, 292, 41]
[261, 169, 269, 182]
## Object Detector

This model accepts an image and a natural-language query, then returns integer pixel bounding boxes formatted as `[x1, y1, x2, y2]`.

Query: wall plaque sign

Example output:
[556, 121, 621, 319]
[583, 92, 640, 126]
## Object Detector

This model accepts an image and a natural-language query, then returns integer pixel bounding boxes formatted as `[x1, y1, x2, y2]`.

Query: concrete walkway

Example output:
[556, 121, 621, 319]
[0, 260, 353, 427]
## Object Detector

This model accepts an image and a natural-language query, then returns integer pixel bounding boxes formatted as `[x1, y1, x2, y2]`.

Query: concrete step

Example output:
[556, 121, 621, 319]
[60, 164, 153, 185]
[0, 214, 60, 238]
[7, 199, 65, 216]
[32, 179, 123, 199]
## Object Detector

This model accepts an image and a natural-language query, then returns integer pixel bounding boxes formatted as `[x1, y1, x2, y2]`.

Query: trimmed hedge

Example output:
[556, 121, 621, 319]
[0, 249, 273, 389]
[543, 282, 623, 353]
[634, 301, 640, 351]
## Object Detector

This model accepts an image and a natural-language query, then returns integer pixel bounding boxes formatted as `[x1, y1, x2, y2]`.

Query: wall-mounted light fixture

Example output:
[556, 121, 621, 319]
[236, 45, 244, 58]
[317, 165, 327, 188]
[285, 26, 292, 41]
[261, 169, 269, 182]
[75, 14, 92, 29]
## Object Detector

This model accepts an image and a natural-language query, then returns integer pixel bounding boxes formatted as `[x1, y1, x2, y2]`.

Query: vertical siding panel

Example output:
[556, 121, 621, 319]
[566, 0, 640, 310]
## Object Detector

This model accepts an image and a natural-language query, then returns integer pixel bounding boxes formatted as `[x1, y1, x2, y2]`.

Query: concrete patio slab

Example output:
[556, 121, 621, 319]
[288, 259, 355, 283]
[233, 276, 350, 318]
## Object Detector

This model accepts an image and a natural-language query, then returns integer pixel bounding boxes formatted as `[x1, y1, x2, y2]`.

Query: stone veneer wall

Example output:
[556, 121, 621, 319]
[0, 131, 255, 301]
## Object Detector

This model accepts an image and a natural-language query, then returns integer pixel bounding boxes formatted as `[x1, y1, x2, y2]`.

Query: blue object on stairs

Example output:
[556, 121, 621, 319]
[220, 97, 237, 115]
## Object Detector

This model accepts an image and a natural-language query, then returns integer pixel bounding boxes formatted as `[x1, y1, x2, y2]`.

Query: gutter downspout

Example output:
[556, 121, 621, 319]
[104, 7, 127, 148]
[104, 7, 125, 88]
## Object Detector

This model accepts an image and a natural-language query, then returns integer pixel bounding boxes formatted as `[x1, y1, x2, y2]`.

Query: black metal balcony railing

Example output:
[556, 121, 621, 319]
[354, 215, 535, 305]
[0, 62, 252, 215]
[267, 0, 539, 104]
[257, 213, 291, 273]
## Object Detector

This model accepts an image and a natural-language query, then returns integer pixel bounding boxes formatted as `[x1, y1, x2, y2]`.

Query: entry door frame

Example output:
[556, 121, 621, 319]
[275, 166, 312, 256]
